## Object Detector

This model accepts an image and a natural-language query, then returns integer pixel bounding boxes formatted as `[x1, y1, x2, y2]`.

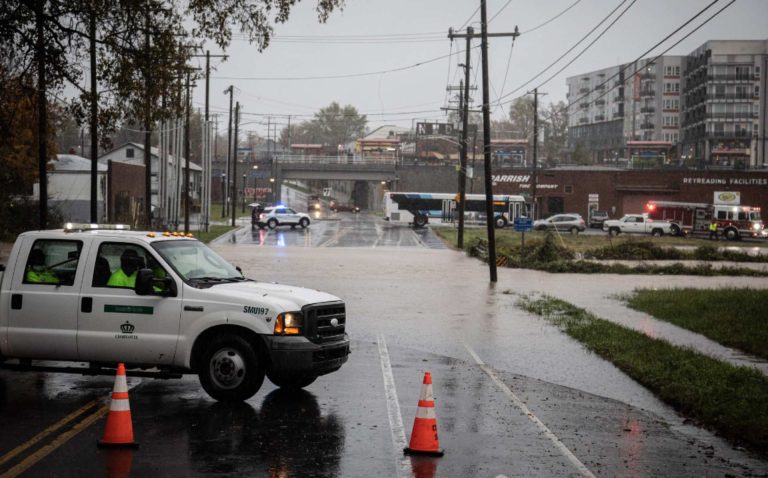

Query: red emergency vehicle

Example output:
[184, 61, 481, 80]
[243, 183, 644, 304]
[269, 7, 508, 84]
[645, 200, 765, 240]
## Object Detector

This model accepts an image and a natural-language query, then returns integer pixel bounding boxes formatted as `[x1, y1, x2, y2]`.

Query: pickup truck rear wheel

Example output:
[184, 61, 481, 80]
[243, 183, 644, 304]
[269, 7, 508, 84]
[266, 371, 317, 390]
[651, 228, 663, 237]
[670, 224, 681, 236]
[199, 334, 264, 402]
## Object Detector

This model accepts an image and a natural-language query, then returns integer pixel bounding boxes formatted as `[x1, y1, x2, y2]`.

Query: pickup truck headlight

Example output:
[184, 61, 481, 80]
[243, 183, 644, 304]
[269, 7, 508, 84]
[274, 312, 303, 335]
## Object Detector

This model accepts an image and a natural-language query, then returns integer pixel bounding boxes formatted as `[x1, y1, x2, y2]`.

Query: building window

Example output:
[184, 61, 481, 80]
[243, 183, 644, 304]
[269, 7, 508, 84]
[126, 148, 134, 158]
[564, 185, 573, 194]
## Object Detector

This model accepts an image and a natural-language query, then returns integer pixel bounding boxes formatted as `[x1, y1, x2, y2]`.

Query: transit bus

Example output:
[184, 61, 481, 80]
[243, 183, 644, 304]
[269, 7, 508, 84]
[383, 191, 527, 228]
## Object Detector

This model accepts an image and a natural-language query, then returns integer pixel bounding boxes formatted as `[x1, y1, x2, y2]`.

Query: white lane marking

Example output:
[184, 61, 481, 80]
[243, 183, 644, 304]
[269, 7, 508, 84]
[377, 334, 412, 478]
[464, 343, 596, 478]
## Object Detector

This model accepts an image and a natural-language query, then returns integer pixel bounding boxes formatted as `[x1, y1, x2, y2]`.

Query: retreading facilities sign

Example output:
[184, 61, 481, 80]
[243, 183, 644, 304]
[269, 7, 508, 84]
[682, 177, 768, 186]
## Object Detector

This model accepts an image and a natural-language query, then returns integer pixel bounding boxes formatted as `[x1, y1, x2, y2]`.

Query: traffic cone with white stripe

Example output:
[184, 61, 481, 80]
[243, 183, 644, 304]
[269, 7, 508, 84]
[404, 371, 444, 457]
[98, 363, 139, 448]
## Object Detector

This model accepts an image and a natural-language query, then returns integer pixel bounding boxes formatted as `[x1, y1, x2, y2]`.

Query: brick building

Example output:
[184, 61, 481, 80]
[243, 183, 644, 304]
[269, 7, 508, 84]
[491, 167, 768, 221]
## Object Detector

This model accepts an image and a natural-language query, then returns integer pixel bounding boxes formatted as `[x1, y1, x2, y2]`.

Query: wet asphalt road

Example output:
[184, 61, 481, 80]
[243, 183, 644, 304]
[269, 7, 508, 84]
[2, 213, 768, 477]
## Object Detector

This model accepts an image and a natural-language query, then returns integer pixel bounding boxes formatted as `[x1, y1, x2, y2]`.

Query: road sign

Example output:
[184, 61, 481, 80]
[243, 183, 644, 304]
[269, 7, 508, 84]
[513, 217, 533, 232]
[416, 122, 455, 136]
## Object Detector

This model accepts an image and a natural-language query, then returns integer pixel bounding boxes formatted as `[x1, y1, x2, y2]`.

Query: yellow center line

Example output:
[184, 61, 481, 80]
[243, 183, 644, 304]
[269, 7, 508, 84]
[0, 398, 101, 467]
[0, 404, 110, 478]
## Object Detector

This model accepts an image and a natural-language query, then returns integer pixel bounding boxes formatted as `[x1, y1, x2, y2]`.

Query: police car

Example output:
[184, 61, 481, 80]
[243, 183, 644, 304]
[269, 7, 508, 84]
[0, 224, 349, 401]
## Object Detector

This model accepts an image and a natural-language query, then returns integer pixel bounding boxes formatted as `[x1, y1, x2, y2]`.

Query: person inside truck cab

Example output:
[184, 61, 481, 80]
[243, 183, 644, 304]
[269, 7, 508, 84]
[107, 248, 144, 288]
[24, 248, 59, 284]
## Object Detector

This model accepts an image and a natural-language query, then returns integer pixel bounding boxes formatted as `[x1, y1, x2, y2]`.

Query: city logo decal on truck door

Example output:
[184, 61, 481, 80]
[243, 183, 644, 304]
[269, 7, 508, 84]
[104, 304, 154, 315]
[115, 321, 138, 340]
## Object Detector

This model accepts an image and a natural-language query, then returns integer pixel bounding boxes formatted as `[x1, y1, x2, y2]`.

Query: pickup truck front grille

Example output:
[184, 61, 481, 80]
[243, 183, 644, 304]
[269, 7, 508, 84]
[303, 301, 346, 344]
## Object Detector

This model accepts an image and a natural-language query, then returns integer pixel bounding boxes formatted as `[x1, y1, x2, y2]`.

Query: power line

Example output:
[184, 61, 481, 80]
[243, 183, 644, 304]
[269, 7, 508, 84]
[489, 0, 514, 24]
[576, 0, 735, 110]
[496, 0, 632, 104]
[566, 0, 728, 110]
[211, 47, 478, 81]
[520, 0, 584, 34]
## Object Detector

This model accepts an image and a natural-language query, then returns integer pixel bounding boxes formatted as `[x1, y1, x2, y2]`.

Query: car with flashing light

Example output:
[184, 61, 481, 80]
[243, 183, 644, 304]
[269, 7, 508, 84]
[533, 214, 586, 234]
[256, 206, 311, 229]
[0, 224, 349, 401]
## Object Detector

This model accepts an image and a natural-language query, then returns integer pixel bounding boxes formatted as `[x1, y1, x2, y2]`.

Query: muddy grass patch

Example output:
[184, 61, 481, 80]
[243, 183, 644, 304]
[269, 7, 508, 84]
[517, 294, 768, 455]
[626, 288, 768, 360]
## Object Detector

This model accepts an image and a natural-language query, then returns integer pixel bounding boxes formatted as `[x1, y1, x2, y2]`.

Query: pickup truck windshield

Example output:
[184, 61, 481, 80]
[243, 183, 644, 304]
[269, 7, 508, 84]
[152, 240, 243, 284]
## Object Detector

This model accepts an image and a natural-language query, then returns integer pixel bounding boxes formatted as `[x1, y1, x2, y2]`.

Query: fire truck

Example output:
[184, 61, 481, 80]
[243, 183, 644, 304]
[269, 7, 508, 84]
[645, 200, 765, 240]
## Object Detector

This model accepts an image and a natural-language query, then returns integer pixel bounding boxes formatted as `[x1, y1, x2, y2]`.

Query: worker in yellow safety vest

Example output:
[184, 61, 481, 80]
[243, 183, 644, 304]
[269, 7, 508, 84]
[708, 220, 719, 241]
[108, 249, 143, 288]
[25, 249, 59, 284]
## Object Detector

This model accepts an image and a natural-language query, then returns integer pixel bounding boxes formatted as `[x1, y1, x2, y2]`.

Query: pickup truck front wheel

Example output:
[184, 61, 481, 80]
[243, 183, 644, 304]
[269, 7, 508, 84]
[608, 227, 620, 236]
[199, 334, 264, 402]
[266, 371, 317, 390]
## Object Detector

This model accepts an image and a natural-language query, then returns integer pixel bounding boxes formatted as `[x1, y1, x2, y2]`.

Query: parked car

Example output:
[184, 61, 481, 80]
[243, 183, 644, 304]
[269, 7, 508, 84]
[602, 213, 673, 237]
[256, 206, 311, 229]
[329, 201, 360, 213]
[533, 214, 586, 234]
[589, 210, 609, 228]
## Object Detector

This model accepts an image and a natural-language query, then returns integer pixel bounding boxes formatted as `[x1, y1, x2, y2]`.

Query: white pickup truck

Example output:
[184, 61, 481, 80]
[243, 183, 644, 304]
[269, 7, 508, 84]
[0, 225, 350, 401]
[602, 214, 674, 237]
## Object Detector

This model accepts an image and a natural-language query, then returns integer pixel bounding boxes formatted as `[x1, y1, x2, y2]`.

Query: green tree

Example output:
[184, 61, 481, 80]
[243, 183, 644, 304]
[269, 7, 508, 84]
[282, 102, 367, 149]
[508, 97, 535, 141]
[540, 101, 568, 165]
[572, 143, 591, 165]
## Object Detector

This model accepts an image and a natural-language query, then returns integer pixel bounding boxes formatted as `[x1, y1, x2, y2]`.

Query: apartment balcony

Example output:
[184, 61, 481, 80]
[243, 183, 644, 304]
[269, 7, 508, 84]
[595, 99, 605, 106]
[708, 93, 754, 101]
[613, 95, 624, 102]
[639, 89, 656, 97]
[707, 130, 752, 138]
[640, 72, 656, 80]
[594, 115, 605, 121]
[578, 118, 589, 124]
[706, 74, 757, 82]
[594, 83, 606, 91]
[613, 112, 624, 119]
[640, 106, 655, 114]
[579, 87, 590, 94]
[579, 102, 589, 109]
[709, 112, 759, 120]
[640, 122, 655, 130]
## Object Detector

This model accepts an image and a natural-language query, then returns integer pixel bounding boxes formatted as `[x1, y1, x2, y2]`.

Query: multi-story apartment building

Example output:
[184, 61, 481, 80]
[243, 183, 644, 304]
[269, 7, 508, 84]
[567, 56, 684, 163]
[566, 39, 767, 169]
[682, 40, 767, 169]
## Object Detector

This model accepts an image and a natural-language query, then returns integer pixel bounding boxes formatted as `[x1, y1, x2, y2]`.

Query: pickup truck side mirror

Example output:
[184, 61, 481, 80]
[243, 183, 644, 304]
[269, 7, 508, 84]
[135, 269, 178, 297]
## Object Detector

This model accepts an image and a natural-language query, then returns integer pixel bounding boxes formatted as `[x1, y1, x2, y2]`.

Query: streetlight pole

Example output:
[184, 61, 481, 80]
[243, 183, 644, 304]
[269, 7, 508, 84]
[224, 85, 233, 217]
[220, 174, 226, 218]
[242, 173, 246, 212]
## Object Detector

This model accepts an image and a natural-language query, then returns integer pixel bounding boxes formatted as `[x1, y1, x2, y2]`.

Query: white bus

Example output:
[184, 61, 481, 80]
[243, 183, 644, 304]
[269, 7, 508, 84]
[383, 192, 527, 228]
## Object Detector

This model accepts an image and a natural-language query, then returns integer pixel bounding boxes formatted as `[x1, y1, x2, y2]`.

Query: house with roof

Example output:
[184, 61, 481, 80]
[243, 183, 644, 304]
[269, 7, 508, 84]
[32, 154, 109, 223]
[98, 142, 203, 213]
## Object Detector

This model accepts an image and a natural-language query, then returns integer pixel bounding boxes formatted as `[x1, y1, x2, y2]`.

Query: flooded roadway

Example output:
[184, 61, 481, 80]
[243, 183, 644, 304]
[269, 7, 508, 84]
[1, 213, 768, 477]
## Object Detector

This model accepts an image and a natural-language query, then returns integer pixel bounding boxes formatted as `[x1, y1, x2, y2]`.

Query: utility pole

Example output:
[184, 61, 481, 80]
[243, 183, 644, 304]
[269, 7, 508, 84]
[459, 27, 474, 248]
[143, 9, 152, 229]
[35, 1, 48, 229]
[530, 88, 547, 220]
[183, 70, 192, 233]
[224, 85, 234, 217]
[231, 101, 240, 227]
[89, 10, 98, 223]
[450, 8, 519, 282]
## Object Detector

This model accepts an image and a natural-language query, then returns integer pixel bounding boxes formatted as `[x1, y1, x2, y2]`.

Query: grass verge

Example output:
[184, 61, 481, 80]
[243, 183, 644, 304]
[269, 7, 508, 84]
[194, 225, 237, 243]
[626, 288, 768, 360]
[517, 294, 768, 454]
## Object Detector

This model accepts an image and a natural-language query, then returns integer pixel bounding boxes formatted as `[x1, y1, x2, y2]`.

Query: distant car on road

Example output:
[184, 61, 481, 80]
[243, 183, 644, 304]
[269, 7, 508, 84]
[533, 214, 586, 234]
[589, 210, 609, 228]
[307, 195, 322, 211]
[330, 201, 360, 213]
[256, 206, 311, 229]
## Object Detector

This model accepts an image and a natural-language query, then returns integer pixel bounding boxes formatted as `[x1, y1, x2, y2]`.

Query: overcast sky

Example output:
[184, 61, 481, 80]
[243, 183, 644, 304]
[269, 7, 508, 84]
[193, 0, 768, 137]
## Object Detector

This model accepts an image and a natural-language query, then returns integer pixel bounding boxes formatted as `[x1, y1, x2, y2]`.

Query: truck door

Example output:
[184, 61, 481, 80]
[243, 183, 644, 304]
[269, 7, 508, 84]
[77, 240, 182, 365]
[5, 238, 85, 360]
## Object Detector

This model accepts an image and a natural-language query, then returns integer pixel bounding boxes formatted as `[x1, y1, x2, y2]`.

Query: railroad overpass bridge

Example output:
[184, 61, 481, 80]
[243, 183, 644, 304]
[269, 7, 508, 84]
[272, 155, 398, 205]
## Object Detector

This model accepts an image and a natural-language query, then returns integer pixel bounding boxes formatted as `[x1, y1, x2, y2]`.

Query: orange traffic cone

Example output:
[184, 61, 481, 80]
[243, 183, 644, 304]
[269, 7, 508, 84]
[404, 371, 444, 457]
[98, 363, 139, 448]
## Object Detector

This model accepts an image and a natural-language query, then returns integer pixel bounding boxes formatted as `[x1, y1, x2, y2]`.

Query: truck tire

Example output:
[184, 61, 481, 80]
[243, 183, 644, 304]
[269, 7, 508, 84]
[413, 214, 428, 228]
[299, 218, 310, 228]
[724, 228, 739, 241]
[494, 216, 507, 229]
[651, 228, 663, 237]
[267, 218, 278, 229]
[609, 227, 620, 236]
[266, 371, 317, 390]
[669, 224, 681, 236]
[198, 333, 264, 402]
